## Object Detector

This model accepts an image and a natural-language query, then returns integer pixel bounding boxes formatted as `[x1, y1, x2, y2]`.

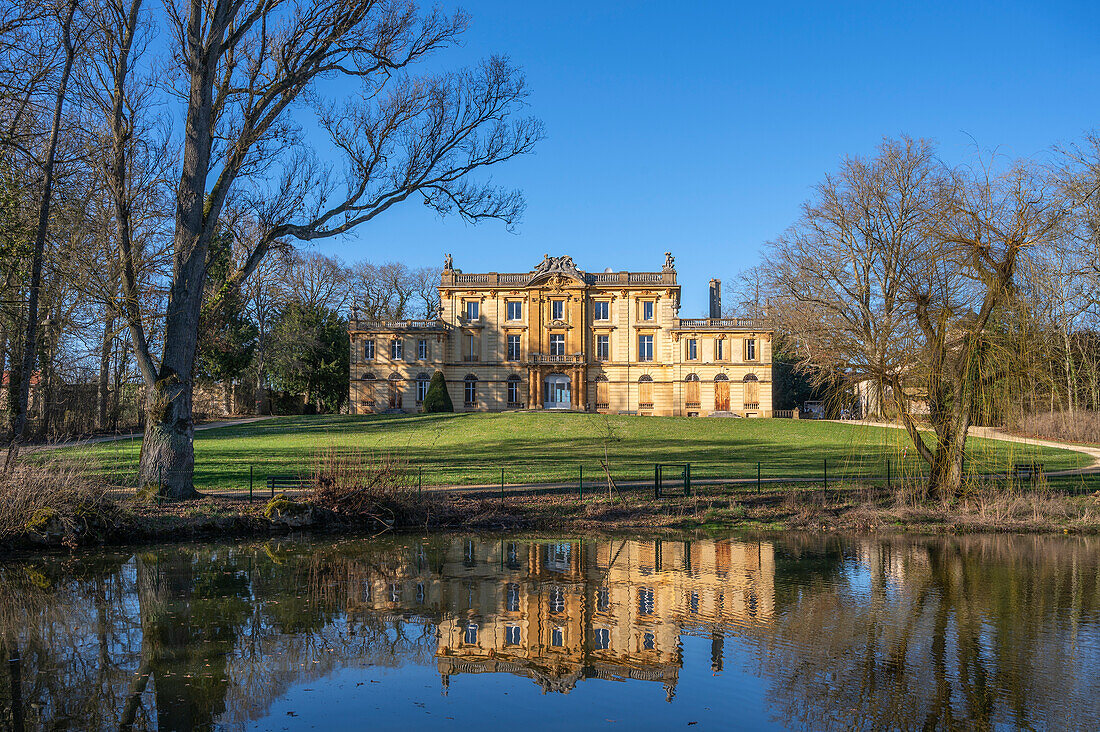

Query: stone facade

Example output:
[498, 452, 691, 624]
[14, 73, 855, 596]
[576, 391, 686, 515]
[348, 254, 773, 416]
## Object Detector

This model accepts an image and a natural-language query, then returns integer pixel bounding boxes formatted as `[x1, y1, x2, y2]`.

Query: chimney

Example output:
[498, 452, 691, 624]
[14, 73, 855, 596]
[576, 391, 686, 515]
[709, 279, 721, 319]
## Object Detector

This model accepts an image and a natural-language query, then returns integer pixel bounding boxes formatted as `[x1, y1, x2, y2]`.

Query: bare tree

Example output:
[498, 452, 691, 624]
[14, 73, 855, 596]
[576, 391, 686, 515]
[93, 0, 543, 497]
[768, 138, 1062, 497]
[4, 0, 84, 465]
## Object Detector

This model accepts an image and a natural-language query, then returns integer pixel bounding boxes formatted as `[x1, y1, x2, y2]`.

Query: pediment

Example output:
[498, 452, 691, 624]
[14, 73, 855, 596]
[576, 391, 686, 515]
[527, 255, 585, 287]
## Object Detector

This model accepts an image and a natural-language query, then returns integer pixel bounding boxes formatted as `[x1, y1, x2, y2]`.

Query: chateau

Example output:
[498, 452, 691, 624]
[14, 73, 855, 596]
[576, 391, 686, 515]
[348, 254, 773, 416]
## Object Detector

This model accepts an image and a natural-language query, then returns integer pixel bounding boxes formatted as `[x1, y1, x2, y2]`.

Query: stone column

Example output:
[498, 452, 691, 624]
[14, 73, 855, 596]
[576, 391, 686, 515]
[570, 368, 580, 410]
[535, 369, 544, 408]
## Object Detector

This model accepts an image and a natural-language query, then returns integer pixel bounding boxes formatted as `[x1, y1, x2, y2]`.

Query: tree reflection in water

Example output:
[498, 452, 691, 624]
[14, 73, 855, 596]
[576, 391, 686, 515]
[0, 533, 1096, 730]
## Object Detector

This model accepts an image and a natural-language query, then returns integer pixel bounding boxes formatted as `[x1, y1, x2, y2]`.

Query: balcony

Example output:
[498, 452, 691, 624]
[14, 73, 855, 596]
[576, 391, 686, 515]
[595, 402, 609, 410]
[506, 401, 525, 409]
[463, 354, 480, 363]
[685, 401, 700, 409]
[528, 353, 585, 365]
[639, 402, 654, 410]
[744, 402, 760, 410]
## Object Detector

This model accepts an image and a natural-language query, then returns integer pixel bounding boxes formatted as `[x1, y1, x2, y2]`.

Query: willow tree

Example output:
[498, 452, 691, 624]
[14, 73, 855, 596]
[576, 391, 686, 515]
[89, 0, 543, 497]
[768, 138, 1062, 497]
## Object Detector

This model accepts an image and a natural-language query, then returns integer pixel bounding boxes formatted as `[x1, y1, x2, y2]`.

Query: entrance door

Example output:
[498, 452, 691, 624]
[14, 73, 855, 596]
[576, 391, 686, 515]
[544, 374, 571, 409]
[389, 376, 401, 409]
[714, 378, 730, 411]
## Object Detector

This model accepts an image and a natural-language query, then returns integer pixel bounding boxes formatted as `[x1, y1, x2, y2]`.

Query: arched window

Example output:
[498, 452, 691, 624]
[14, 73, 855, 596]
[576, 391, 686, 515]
[743, 373, 760, 409]
[684, 373, 700, 409]
[506, 374, 522, 406]
[638, 374, 654, 410]
[714, 373, 729, 411]
[595, 375, 609, 410]
[415, 373, 430, 404]
[463, 374, 478, 407]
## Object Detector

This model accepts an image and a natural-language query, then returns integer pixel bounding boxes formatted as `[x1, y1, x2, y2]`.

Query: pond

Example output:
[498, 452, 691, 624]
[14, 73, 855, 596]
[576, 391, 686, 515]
[1, 532, 1098, 730]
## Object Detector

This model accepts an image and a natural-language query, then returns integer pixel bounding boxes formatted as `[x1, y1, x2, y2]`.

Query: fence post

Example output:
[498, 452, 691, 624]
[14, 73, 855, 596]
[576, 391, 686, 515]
[249, 465, 253, 503]
[886, 458, 891, 491]
[501, 467, 505, 506]
[654, 464, 661, 499]
[823, 458, 828, 497]
[418, 466, 422, 497]
[271, 474, 275, 499]
[757, 461, 761, 494]
[578, 465, 583, 499]
[685, 463, 691, 497]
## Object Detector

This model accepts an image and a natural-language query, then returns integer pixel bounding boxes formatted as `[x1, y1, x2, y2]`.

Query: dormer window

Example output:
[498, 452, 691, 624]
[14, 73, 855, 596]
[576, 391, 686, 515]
[551, 299, 564, 320]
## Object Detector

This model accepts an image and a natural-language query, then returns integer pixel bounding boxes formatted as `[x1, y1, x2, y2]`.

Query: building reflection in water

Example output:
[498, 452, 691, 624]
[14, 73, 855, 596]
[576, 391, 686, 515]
[345, 537, 774, 699]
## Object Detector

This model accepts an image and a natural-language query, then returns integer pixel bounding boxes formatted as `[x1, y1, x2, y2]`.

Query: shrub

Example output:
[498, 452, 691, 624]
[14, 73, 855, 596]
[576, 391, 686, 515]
[310, 446, 428, 526]
[422, 370, 453, 413]
[1012, 411, 1100, 445]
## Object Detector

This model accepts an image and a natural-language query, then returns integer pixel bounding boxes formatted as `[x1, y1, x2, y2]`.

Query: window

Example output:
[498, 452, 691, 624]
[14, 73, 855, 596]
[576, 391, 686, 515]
[549, 587, 566, 614]
[690, 591, 700, 614]
[547, 542, 571, 572]
[388, 373, 401, 409]
[595, 628, 611, 650]
[464, 622, 478, 645]
[364, 340, 375, 360]
[417, 338, 428, 360]
[642, 632, 656, 651]
[506, 583, 520, 612]
[593, 300, 609, 320]
[464, 333, 478, 361]
[638, 588, 655, 615]
[745, 338, 757, 361]
[638, 335, 654, 362]
[416, 583, 425, 604]
[716, 338, 724, 361]
[463, 539, 476, 566]
[551, 627, 565, 647]
[551, 300, 564, 320]
[465, 300, 479, 320]
[416, 374, 430, 404]
[638, 375, 654, 409]
[389, 583, 401, 603]
[549, 333, 565, 356]
[507, 334, 521, 361]
[597, 586, 610, 612]
[505, 625, 521, 645]
[507, 375, 521, 406]
[596, 334, 609, 361]
[506, 542, 521, 569]
[360, 373, 376, 407]
[390, 338, 402, 360]
[641, 300, 654, 321]
[506, 301, 522, 321]
[687, 338, 698, 360]
[463, 375, 478, 407]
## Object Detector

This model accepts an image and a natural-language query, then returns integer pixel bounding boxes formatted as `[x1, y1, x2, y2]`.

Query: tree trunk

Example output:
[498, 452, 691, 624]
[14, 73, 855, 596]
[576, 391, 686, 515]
[98, 311, 114, 431]
[7, 0, 77, 459]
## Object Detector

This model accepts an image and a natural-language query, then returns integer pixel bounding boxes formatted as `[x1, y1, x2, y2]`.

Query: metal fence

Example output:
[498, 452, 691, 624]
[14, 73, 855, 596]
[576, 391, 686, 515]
[98, 456, 1100, 502]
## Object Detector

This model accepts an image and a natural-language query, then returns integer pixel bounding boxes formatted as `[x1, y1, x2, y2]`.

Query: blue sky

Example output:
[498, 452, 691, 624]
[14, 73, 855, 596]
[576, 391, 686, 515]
[309, 0, 1100, 315]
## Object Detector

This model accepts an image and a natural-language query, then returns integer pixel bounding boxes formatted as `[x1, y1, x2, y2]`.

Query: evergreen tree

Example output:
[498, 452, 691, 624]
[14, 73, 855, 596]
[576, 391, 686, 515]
[422, 370, 453, 413]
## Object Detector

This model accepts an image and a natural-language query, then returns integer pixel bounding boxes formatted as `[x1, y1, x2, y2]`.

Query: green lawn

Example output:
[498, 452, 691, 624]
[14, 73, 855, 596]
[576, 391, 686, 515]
[79, 413, 1093, 493]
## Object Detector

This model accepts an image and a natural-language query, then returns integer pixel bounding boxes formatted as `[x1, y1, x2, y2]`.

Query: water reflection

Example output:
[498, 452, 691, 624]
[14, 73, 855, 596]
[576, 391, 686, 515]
[0, 534, 1098, 730]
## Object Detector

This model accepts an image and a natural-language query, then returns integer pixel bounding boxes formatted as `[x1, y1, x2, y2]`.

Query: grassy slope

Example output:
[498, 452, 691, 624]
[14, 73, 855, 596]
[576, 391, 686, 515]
[83, 413, 1091, 492]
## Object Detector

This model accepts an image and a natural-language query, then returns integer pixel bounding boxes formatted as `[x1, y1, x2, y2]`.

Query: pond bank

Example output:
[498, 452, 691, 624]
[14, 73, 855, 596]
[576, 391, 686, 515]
[5, 481, 1100, 553]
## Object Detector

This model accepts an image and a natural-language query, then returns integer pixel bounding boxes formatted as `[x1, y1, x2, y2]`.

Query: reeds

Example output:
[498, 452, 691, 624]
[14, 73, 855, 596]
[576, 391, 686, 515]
[0, 454, 115, 541]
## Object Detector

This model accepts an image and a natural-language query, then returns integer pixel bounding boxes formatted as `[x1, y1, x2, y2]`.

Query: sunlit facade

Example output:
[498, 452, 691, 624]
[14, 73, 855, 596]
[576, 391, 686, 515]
[348, 254, 774, 416]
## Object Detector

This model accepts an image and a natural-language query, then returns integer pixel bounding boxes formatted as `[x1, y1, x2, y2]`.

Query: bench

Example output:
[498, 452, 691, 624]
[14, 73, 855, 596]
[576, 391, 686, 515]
[266, 475, 311, 495]
[1011, 462, 1045, 481]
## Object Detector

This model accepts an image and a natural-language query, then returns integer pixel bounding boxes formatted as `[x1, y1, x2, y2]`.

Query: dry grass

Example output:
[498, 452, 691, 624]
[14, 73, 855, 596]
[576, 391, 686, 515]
[309, 446, 447, 528]
[0, 455, 117, 543]
[1012, 410, 1100, 445]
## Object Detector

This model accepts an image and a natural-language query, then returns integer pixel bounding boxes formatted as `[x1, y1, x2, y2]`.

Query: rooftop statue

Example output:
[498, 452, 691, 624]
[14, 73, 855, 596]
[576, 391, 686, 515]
[444, 253, 453, 271]
[531, 254, 582, 280]
[664, 251, 675, 270]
